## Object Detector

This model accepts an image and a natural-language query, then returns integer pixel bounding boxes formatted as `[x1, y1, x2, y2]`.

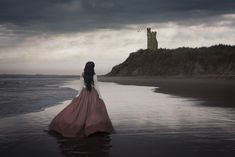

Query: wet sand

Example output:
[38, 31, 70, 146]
[99, 76, 235, 107]
[1, 79, 235, 157]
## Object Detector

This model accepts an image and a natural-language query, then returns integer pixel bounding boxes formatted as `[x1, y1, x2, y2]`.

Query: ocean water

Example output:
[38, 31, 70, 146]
[0, 75, 78, 118]
[0, 76, 235, 157]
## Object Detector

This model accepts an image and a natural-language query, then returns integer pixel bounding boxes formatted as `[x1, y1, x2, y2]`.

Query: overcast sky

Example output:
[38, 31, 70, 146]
[0, 0, 235, 75]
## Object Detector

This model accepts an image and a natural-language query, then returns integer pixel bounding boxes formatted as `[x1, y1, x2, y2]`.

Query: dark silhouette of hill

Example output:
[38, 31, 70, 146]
[106, 44, 235, 77]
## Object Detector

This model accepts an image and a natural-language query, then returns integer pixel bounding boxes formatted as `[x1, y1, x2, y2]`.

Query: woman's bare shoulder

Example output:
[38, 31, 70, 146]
[93, 74, 98, 80]
[80, 72, 84, 79]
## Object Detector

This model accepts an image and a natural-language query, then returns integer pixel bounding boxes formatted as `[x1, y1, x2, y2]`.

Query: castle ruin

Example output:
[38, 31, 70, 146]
[147, 28, 158, 50]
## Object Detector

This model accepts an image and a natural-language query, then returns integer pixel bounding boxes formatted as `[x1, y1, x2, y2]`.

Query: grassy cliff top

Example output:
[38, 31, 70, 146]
[106, 44, 235, 77]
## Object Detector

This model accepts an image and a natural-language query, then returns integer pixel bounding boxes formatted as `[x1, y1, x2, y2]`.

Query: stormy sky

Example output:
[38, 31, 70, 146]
[0, 0, 235, 74]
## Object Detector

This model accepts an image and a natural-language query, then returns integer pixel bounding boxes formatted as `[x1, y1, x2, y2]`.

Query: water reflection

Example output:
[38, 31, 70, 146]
[49, 131, 112, 157]
[0, 81, 235, 157]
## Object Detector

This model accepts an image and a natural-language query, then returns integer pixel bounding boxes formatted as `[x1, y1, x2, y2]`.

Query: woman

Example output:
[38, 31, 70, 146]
[49, 61, 114, 137]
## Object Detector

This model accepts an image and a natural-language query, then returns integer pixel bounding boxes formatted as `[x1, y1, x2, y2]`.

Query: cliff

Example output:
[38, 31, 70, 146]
[106, 44, 235, 77]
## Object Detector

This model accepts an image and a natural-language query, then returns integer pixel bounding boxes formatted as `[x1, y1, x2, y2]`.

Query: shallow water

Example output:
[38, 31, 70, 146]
[0, 75, 77, 118]
[0, 80, 235, 157]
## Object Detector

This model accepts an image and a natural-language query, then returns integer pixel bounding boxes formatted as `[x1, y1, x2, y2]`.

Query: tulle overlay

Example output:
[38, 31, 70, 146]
[49, 88, 114, 137]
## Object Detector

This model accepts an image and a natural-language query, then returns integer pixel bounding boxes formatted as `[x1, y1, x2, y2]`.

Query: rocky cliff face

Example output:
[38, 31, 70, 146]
[106, 45, 235, 77]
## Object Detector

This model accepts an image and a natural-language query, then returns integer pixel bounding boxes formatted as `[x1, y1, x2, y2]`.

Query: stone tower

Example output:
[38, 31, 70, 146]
[147, 28, 158, 50]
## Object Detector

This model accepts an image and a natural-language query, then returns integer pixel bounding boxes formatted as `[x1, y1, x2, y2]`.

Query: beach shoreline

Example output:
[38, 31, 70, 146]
[99, 76, 235, 108]
[1, 78, 235, 157]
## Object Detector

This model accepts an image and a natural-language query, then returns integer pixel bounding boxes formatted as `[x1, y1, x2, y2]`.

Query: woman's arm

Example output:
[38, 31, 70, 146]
[76, 73, 84, 97]
[93, 74, 102, 99]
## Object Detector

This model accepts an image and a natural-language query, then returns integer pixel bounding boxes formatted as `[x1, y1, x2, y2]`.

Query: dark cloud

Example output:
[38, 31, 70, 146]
[0, 0, 235, 34]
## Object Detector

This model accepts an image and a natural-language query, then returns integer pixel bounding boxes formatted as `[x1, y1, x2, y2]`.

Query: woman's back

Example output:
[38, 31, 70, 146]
[79, 73, 102, 99]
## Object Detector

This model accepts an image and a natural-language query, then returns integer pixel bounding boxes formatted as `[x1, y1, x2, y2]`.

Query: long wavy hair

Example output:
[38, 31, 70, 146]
[82, 61, 95, 92]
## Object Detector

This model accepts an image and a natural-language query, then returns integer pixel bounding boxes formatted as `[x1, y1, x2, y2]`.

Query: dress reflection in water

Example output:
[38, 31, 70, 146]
[49, 62, 114, 137]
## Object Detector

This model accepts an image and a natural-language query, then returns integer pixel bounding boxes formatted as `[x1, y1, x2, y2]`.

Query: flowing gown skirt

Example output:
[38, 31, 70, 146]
[49, 87, 114, 137]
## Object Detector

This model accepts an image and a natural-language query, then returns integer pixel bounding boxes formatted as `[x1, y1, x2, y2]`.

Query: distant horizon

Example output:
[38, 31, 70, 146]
[0, 43, 234, 75]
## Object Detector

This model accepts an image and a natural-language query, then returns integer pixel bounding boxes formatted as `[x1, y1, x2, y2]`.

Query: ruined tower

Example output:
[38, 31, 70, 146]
[147, 28, 158, 50]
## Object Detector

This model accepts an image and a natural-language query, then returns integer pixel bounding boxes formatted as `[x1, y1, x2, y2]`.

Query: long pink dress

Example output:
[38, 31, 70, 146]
[49, 75, 114, 137]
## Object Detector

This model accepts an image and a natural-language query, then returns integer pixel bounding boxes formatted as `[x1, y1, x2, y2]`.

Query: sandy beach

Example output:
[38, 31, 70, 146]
[0, 76, 235, 157]
[99, 76, 235, 108]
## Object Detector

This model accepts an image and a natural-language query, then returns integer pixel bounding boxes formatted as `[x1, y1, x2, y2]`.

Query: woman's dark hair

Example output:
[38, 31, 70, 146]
[82, 61, 95, 91]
